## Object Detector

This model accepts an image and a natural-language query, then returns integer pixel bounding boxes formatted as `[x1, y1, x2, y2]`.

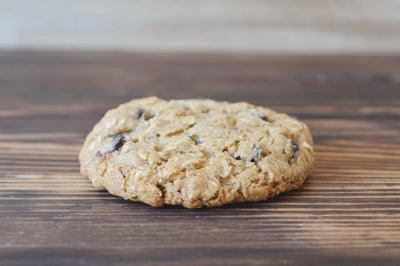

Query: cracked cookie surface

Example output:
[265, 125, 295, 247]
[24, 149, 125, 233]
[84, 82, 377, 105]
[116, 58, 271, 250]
[79, 97, 314, 208]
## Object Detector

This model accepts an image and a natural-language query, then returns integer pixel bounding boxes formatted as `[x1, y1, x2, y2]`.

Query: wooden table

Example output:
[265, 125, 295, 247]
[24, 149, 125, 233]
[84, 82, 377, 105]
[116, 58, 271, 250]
[1, 51, 399, 265]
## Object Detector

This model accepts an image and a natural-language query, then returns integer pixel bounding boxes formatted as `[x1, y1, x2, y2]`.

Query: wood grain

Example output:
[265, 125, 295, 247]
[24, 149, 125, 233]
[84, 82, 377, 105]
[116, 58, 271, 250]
[3, 1, 400, 53]
[0, 50, 400, 265]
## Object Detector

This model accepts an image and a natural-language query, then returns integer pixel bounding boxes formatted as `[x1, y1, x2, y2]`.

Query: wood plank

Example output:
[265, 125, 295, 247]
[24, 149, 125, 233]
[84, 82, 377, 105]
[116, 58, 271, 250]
[3, 1, 400, 53]
[0, 51, 399, 265]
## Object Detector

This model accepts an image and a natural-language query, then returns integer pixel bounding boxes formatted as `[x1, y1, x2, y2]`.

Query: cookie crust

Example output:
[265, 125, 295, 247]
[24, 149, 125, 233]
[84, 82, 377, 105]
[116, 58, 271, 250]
[79, 97, 314, 208]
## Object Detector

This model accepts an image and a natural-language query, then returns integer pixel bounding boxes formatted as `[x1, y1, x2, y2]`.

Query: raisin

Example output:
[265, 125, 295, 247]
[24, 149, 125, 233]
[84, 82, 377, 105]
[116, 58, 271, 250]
[261, 116, 269, 122]
[251, 145, 265, 163]
[289, 139, 299, 162]
[135, 108, 144, 120]
[235, 156, 244, 161]
[97, 134, 126, 160]
[111, 134, 126, 152]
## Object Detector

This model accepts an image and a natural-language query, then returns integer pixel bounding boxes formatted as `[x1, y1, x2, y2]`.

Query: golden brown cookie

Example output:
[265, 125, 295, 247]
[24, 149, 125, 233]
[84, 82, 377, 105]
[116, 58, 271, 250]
[79, 97, 314, 208]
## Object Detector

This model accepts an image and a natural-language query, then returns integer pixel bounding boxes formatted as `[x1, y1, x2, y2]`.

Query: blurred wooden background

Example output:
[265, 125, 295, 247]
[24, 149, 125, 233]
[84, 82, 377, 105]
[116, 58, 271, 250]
[1, 0, 400, 53]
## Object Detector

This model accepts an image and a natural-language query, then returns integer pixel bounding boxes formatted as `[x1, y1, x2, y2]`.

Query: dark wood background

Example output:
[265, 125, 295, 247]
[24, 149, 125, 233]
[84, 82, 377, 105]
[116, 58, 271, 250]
[1, 51, 399, 265]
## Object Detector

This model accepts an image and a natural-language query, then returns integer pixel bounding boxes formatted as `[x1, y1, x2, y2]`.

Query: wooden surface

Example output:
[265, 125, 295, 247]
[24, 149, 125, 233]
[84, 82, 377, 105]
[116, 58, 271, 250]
[3, 1, 400, 54]
[1, 50, 400, 265]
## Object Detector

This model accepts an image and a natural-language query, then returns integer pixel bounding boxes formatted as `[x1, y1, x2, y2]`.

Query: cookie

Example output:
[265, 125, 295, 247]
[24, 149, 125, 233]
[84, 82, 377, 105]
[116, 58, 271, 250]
[79, 97, 314, 208]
